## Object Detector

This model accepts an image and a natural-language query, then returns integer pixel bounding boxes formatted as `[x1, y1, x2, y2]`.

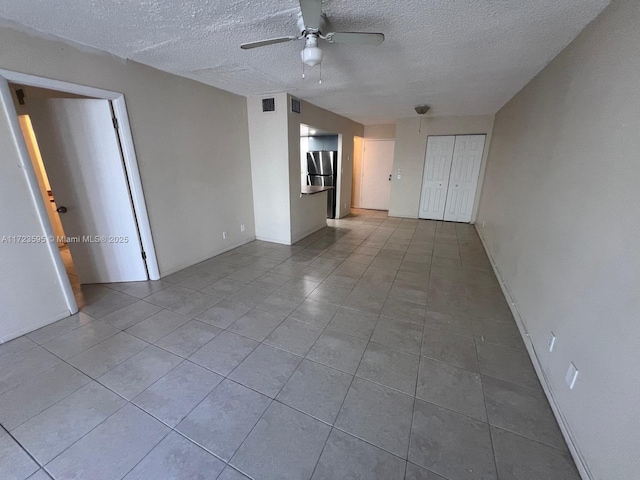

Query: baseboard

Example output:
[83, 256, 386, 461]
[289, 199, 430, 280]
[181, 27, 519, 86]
[0, 309, 71, 343]
[388, 212, 418, 219]
[475, 225, 592, 480]
[255, 235, 293, 245]
[160, 237, 257, 276]
[290, 222, 327, 245]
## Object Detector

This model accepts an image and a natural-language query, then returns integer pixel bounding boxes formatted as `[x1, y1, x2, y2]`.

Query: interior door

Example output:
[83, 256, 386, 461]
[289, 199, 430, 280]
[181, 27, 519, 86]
[443, 135, 486, 223]
[419, 136, 455, 219]
[360, 139, 395, 210]
[28, 98, 148, 284]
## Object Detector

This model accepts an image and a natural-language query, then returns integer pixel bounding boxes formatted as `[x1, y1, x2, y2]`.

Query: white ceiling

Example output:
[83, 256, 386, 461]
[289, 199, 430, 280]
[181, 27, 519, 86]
[0, 0, 609, 124]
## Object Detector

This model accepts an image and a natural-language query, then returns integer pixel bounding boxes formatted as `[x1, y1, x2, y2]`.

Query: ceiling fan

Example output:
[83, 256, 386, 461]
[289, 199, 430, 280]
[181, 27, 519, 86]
[240, 0, 385, 68]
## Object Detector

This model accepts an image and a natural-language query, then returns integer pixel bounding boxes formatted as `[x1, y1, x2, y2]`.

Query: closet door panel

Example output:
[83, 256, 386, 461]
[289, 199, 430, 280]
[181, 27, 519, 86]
[443, 135, 486, 223]
[419, 136, 455, 220]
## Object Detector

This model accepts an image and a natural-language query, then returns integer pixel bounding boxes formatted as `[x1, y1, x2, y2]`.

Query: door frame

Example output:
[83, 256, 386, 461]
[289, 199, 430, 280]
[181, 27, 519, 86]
[0, 69, 160, 312]
[360, 138, 395, 210]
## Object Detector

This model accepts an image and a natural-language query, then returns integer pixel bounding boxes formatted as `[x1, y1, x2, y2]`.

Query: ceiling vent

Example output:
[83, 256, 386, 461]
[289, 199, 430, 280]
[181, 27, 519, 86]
[262, 97, 276, 113]
[291, 97, 302, 114]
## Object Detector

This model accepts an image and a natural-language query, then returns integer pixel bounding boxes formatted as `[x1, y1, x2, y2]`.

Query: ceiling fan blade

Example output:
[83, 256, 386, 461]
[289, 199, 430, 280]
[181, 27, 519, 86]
[324, 32, 385, 46]
[240, 36, 297, 50]
[299, 0, 322, 30]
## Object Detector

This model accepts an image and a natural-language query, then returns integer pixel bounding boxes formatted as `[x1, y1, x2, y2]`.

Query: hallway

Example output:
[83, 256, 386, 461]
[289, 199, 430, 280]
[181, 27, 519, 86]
[0, 209, 578, 480]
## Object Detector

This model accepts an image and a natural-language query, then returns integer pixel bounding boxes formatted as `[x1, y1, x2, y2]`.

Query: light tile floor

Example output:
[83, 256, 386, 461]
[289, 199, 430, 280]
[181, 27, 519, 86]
[0, 209, 580, 480]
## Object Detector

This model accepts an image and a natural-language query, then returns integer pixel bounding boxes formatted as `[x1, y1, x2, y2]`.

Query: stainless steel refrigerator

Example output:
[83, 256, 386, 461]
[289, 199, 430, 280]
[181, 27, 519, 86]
[306, 151, 338, 218]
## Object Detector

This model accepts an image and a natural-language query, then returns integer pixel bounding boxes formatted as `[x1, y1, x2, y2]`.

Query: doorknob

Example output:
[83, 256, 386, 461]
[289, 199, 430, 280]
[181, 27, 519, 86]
[56, 206, 67, 213]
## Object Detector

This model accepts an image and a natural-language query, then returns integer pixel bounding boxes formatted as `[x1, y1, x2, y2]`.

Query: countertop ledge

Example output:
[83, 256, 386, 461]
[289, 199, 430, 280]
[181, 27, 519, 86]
[301, 186, 334, 195]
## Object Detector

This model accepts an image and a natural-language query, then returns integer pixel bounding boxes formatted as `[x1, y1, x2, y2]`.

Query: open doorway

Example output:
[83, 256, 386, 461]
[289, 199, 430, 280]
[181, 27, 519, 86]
[1, 70, 160, 312]
[16, 112, 81, 292]
[10, 82, 150, 287]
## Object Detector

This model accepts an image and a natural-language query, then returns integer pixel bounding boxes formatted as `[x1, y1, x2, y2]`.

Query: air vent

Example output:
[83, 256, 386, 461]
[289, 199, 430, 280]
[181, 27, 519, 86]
[291, 97, 302, 114]
[262, 97, 276, 113]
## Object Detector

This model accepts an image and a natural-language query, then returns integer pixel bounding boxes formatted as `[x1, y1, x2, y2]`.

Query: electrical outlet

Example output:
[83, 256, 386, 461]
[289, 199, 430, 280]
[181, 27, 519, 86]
[565, 362, 579, 389]
[222, 231, 228, 240]
[240, 224, 245, 232]
[548, 332, 556, 352]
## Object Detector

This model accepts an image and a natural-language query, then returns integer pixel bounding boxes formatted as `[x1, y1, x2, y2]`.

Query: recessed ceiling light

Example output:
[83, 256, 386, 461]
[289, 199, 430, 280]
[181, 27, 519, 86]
[310, 129, 317, 134]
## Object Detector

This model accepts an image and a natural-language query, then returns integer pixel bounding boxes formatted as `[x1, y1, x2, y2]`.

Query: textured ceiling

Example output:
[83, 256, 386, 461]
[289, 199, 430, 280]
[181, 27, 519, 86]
[0, 0, 609, 124]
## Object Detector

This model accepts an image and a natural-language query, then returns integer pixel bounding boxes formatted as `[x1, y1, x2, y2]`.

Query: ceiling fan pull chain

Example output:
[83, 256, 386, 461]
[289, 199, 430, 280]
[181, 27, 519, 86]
[302, 61, 306, 79]
[319, 63, 322, 84]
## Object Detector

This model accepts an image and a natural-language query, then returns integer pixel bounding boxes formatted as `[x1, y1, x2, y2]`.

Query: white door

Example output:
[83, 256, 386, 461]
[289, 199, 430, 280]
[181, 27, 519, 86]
[443, 135, 486, 223]
[360, 139, 395, 210]
[419, 136, 455, 219]
[28, 98, 148, 284]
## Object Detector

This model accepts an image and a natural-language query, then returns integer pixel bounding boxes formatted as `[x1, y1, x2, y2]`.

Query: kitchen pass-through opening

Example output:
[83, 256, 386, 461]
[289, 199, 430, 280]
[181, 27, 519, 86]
[300, 123, 339, 219]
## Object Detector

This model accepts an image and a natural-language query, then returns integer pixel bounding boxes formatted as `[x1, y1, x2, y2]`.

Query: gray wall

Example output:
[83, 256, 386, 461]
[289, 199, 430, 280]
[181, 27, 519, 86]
[389, 115, 495, 218]
[476, 1, 640, 478]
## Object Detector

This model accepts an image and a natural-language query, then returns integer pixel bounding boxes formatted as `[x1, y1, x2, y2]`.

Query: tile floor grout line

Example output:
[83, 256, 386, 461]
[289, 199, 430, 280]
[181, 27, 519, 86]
[307, 302, 374, 480]
[4, 211, 558, 480]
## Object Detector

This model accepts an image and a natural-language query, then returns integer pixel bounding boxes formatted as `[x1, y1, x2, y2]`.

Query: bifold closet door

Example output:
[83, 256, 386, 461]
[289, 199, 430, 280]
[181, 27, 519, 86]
[443, 135, 486, 223]
[418, 136, 455, 220]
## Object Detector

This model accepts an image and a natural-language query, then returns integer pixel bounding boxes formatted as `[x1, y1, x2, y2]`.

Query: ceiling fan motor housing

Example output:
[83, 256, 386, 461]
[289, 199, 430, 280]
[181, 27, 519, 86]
[297, 12, 327, 36]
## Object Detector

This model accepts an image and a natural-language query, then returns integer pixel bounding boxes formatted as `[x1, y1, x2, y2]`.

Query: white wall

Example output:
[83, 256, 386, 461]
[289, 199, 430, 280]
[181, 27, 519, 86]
[0, 25, 256, 340]
[364, 123, 396, 139]
[389, 115, 494, 218]
[476, 1, 640, 478]
[247, 93, 291, 244]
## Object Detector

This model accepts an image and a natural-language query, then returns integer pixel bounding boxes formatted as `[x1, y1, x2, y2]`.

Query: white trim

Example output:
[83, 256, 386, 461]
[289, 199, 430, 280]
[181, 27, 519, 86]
[0, 69, 160, 281]
[255, 235, 292, 245]
[0, 77, 77, 315]
[111, 99, 159, 280]
[475, 224, 592, 480]
[335, 134, 343, 218]
[388, 212, 418, 219]
[1, 310, 71, 343]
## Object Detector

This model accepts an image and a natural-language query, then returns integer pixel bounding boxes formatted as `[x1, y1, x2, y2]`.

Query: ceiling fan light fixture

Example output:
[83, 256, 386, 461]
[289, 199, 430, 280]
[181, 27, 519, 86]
[301, 34, 323, 67]
[301, 45, 323, 67]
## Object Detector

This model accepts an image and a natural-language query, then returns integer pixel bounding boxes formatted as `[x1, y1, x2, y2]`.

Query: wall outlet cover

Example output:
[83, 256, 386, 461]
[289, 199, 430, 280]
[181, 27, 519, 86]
[565, 362, 579, 389]
[548, 332, 556, 352]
